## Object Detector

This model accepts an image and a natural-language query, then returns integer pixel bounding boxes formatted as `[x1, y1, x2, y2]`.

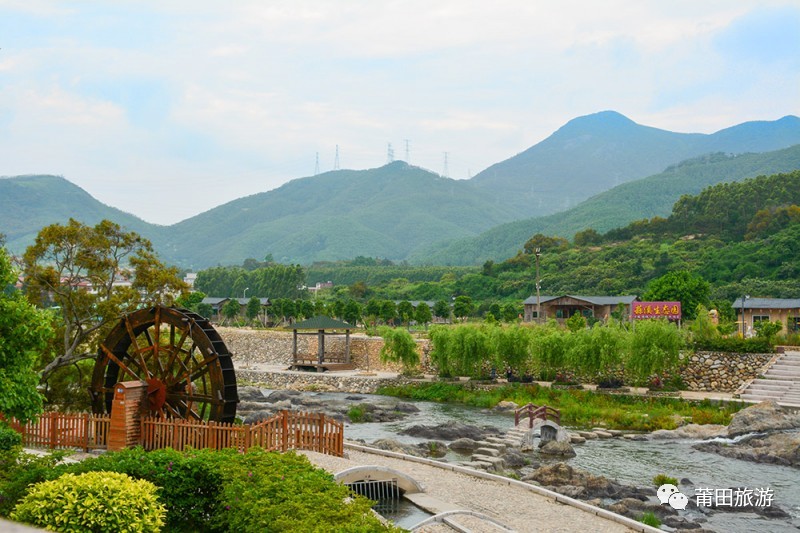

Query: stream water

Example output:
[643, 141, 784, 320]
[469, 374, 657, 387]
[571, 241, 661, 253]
[300, 390, 800, 532]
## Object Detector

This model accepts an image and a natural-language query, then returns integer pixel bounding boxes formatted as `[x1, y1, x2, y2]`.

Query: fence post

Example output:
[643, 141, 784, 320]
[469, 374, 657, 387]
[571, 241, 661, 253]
[48, 413, 57, 449]
[84, 412, 90, 452]
[281, 411, 289, 452]
[317, 413, 324, 453]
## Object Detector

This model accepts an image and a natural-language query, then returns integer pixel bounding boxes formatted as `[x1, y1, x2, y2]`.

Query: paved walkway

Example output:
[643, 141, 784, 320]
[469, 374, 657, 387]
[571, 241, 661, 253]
[302, 445, 658, 533]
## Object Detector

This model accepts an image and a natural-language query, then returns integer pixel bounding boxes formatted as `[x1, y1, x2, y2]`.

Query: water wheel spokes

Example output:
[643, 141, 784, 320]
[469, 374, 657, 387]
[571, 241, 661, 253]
[90, 306, 238, 423]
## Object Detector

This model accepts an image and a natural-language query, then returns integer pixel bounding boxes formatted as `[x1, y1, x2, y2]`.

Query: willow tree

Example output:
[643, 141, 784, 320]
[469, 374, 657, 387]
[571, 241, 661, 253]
[23, 219, 187, 384]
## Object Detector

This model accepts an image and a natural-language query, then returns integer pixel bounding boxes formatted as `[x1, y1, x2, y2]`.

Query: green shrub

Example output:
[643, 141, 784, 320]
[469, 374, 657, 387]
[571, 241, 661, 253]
[378, 326, 421, 375]
[0, 424, 21, 451]
[692, 335, 772, 353]
[0, 447, 68, 516]
[627, 320, 684, 382]
[11, 471, 165, 532]
[213, 449, 400, 532]
[639, 511, 661, 527]
[347, 405, 367, 423]
[653, 473, 678, 487]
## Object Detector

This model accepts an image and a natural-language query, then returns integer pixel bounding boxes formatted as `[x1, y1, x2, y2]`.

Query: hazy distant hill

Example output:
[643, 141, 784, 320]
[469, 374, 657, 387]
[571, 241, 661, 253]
[153, 161, 526, 267]
[1, 174, 161, 252]
[415, 144, 800, 265]
[471, 111, 800, 216]
[4, 111, 800, 268]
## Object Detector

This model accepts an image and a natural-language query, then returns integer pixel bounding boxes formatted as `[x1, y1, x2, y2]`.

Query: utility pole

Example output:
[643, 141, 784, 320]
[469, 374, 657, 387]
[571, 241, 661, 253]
[314, 152, 319, 175]
[443, 152, 449, 178]
[334, 145, 340, 170]
[387, 142, 394, 164]
[404, 139, 410, 163]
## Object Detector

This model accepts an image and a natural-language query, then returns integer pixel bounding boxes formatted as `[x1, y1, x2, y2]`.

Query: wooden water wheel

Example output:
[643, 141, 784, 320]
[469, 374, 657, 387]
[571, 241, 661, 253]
[90, 306, 238, 422]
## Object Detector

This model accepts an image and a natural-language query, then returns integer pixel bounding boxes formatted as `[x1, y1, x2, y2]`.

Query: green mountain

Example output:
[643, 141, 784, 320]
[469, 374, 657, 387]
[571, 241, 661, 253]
[471, 111, 800, 216]
[4, 112, 800, 268]
[1, 174, 162, 252]
[153, 162, 526, 267]
[415, 144, 800, 265]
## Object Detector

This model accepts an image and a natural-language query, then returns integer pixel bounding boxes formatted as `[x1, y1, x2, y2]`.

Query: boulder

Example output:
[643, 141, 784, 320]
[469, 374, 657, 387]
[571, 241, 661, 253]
[694, 432, 800, 468]
[494, 400, 519, 412]
[523, 463, 615, 498]
[237, 386, 267, 402]
[727, 400, 800, 437]
[449, 438, 479, 452]
[369, 438, 421, 456]
[539, 440, 577, 457]
[650, 424, 727, 440]
[400, 421, 499, 441]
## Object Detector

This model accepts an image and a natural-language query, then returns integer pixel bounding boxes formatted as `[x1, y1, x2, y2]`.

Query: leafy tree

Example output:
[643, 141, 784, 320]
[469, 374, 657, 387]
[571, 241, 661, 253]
[524, 234, 569, 255]
[453, 295, 475, 321]
[433, 300, 451, 321]
[0, 246, 53, 422]
[565, 312, 587, 332]
[566, 324, 626, 379]
[573, 228, 602, 246]
[397, 300, 415, 325]
[380, 300, 397, 325]
[343, 300, 362, 326]
[221, 298, 241, 323]
[491, 325, 532, 375]
[643, 270, 710, 320]
[754, 320, 782, 341]
[378, 326, 420, 375]
[175, 290, 206, 311]
[349, 281, 368, 299]
[502, 303, 519, 322]
[414, 302, 433, 328]
[246, 296, 261, 323]
[22, 219, 186, 383]
[196, 302, 213, 319]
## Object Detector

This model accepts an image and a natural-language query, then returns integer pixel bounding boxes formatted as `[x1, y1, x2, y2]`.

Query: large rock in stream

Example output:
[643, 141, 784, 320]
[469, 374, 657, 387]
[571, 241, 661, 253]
[727, 400, 800, 437]
[694, 432, 800, 467]
[400, 421, 500, 441]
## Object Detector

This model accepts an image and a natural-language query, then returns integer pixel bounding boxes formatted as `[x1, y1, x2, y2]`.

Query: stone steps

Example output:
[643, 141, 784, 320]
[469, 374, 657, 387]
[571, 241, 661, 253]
[740, 352, 800, 407]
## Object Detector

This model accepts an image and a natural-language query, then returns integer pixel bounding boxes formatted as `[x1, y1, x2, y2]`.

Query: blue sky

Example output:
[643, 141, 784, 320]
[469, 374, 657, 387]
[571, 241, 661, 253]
[1, 1, 799, 224]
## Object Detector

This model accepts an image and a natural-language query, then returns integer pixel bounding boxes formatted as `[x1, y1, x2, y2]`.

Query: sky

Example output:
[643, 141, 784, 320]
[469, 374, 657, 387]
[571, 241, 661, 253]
[1, 1, 799, 225]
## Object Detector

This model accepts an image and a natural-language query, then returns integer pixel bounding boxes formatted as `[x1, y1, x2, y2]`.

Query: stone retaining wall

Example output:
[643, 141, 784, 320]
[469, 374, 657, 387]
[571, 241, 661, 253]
[236, 369, 418, 394]
[680, 351, 774, 392]
[218, 327, 433, 373]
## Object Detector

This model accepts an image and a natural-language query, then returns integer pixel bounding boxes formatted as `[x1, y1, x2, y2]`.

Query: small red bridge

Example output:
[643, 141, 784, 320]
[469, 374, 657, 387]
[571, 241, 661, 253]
[514, 403, 561, 428]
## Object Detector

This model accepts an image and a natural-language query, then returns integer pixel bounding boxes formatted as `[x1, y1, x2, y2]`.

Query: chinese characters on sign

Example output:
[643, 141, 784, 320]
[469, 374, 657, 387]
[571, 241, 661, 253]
[657, 484, 775, 511]
[631, 301, 681, 320]
[694, 487, 774, 508]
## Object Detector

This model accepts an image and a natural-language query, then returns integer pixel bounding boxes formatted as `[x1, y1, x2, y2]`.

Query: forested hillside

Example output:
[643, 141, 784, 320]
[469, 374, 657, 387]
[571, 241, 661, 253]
[191, 171, 800, 314]
[416, 144, 800, 265]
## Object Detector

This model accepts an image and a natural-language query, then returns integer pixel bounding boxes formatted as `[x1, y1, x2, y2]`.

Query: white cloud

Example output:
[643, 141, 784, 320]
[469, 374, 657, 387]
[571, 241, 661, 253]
[0, 0, 798, 224]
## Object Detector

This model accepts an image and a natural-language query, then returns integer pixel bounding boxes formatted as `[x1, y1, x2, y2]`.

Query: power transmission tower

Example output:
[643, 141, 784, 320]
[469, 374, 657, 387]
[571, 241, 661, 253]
[443, 152, 449, 178]
[314, 152, 320, 175]
[404, 139, 410, 163]
[333, 145, 340, 170]
[387, 142, 394, 164]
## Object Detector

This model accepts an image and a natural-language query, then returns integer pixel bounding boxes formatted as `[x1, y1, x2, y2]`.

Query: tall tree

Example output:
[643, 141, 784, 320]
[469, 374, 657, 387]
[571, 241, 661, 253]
[221, 298, 241, 324]
[0, 245, 53, 421]
[23, 219, 187, 382]
[453, 295, 475, 321]
[414, 303, 432, 328]
[643, 270, 710, 320]
[433, 300, 451, 322]
[246, 296, 261, 323]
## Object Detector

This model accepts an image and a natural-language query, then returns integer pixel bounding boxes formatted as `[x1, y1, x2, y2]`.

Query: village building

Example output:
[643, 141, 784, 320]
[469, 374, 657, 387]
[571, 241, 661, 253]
[523, 295, 638, 323]
[734, 297, 800, 336]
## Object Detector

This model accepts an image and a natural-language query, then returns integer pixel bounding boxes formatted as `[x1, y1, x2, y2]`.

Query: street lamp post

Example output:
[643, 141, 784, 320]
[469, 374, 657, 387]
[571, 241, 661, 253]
[535, 247, 541, 323]
[243, 287, 249, 299]
[740, 295, 750, 337]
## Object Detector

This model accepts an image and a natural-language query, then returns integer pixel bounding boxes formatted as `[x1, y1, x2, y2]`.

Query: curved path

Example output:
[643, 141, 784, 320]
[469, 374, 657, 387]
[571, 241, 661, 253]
[302, 443, 660, 533]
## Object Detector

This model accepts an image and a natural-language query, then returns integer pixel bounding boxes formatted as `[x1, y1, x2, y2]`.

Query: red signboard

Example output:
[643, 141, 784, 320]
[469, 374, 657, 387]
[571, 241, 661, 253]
[631, 301, 681, 320]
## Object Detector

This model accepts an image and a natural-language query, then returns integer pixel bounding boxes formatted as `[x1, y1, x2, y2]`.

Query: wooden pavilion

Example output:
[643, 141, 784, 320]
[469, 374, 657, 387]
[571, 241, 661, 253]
[290, 316, 356, 372]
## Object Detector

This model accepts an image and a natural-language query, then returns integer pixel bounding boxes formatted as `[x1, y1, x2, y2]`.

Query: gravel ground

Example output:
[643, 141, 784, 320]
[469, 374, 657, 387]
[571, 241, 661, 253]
[301, 447, 642, 532]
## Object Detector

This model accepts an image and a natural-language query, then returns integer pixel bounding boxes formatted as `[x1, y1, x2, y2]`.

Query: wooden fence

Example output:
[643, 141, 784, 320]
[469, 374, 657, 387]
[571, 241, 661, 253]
[7, 410, 343, 457]
[6, 412, 111, 452]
